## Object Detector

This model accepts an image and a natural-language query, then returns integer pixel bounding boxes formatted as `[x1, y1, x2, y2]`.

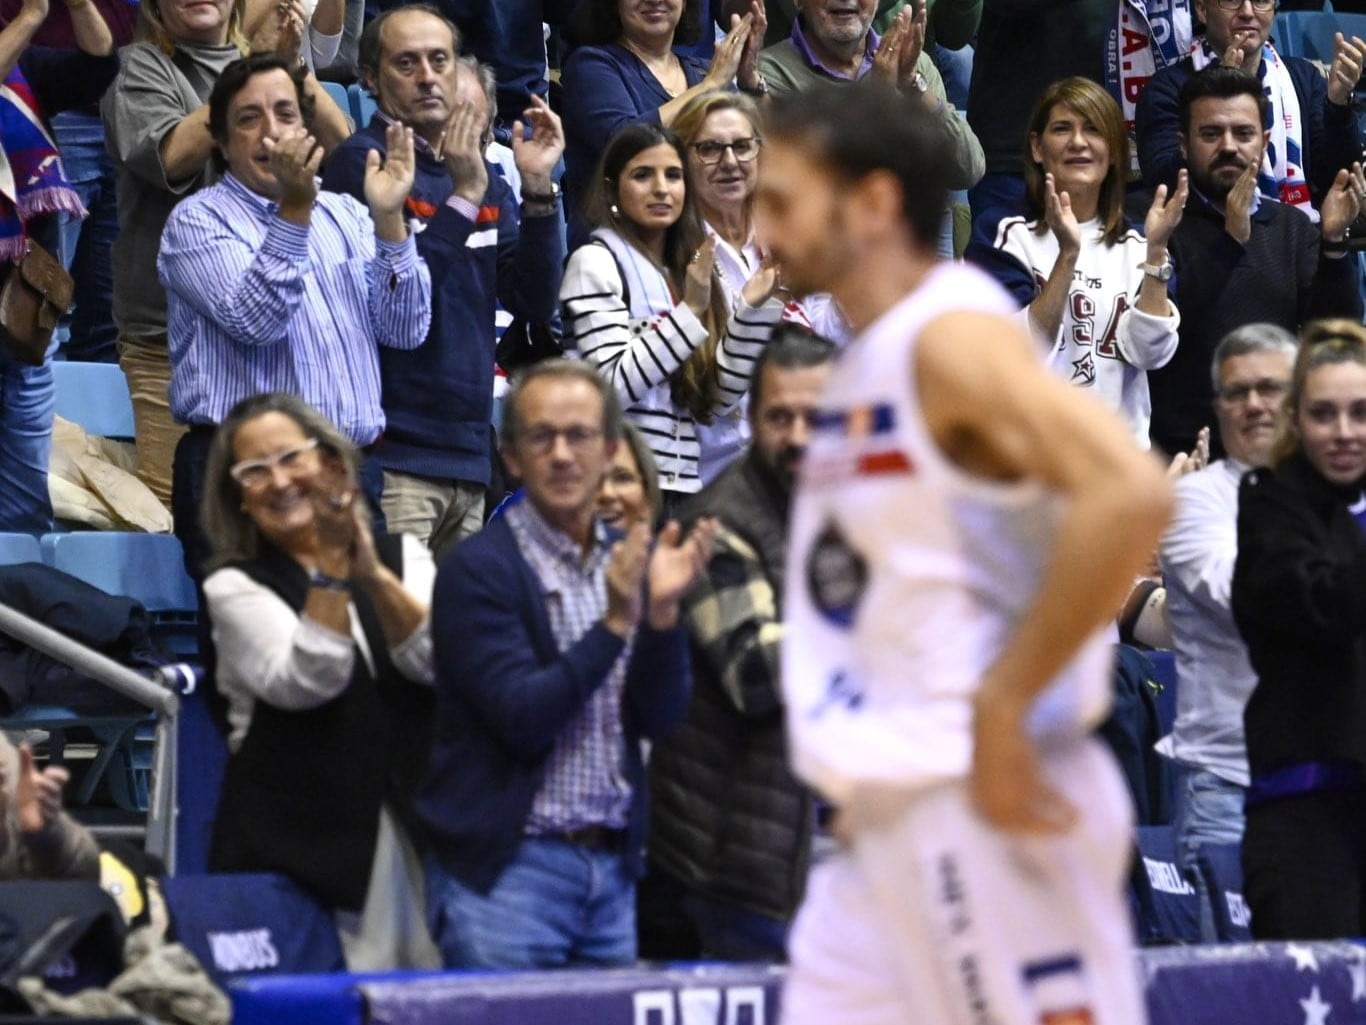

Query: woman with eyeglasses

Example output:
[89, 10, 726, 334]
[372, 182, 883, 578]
[671, 90, 847, 482]
[1232, 320, 1366, 940]
[201, 392, 440, 970]
[1135, 0, 1363, 212]
[560, 0, 766, 245]
[560, 121, 784, 514]
[969, 77, 1185, 445]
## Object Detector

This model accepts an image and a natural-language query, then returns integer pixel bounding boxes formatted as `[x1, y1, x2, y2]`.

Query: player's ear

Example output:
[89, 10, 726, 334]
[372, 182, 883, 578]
[847, 169, 903, 241]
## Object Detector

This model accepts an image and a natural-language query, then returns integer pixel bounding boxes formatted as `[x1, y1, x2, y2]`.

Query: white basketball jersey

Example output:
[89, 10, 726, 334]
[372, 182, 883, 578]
[783, 262, 1113, 806]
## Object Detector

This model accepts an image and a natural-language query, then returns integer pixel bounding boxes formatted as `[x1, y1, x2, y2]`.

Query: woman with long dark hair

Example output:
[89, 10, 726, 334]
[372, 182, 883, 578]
[559, 121, 783, 511]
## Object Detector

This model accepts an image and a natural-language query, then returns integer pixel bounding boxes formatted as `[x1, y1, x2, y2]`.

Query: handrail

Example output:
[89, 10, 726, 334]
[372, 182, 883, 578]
[0, 601, 179, 716]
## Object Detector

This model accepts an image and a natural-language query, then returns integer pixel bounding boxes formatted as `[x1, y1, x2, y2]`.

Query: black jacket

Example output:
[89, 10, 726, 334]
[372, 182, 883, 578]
[648, 449, 814, 921]
[1232, 453, 1366, 777]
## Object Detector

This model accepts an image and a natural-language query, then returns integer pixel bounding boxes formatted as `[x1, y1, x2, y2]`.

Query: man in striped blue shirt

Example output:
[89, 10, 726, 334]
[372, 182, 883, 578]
[158, 53, 432, 577]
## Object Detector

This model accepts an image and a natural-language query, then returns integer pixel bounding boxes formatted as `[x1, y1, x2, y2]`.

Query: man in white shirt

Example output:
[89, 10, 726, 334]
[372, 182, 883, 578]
[1157, 321, 1296, 938]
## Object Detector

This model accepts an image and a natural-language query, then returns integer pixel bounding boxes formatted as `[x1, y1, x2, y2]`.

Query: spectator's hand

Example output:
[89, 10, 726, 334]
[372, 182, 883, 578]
[1321, 161, 1366, 243]
[276, 1, 306, 62]
[872, 2, 926, 93]
[307, 452, 358, 562]
[604, 521, 650, 636]
[438, 101, 490, 206]
[510, 94, 564, 190]
[364, 120, 416, 218]
[740, 251, 781, 306]
[705, 13, 752, 92]
[348, 503, 382, 588]
[264, 127, 321, 209]
[1143, 168, 1188, 250]
[646, 517, 717, 629]
[1166, 426, 1210, 479]
[1221, 28, 1260, 70]
[1042, 173, 1081, 254]
[683, 235, 717, 318]
[1328, 32, 1366, 106]
[1223, 159, 1258, 244]
[735, 0, 766, 91]
[11, 744, 69, 835]
[970, 691, 1077, 834]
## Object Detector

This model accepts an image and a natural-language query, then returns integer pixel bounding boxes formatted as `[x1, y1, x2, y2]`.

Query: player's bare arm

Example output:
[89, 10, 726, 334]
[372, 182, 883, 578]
[918, 310, 1173, 832]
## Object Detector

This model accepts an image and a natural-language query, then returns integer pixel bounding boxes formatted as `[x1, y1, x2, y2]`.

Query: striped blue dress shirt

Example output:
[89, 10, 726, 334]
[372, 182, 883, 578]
[158, 173, 432, 445]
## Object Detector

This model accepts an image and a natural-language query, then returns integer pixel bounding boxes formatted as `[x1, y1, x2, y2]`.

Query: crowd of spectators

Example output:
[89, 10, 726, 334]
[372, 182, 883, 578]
[5, 0, 1366, 986]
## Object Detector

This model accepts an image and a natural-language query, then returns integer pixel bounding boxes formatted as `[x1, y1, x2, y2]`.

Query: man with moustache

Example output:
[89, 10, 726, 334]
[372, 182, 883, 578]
[1157, 323, 1295, 940]
[645, 325, 836, 961]
[1136, 0, 1364, 212]
[1150, 66, 1363, 459]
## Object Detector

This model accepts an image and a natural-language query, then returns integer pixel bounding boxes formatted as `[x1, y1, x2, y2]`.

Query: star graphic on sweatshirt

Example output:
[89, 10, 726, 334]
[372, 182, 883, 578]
[1288, 944, 1320, 973]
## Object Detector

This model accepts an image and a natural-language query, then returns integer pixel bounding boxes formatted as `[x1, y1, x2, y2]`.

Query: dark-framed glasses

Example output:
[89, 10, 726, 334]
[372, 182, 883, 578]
[230, 438, 320, 489]
[521, 426, 604, 454]
[690, 136, 762, 165]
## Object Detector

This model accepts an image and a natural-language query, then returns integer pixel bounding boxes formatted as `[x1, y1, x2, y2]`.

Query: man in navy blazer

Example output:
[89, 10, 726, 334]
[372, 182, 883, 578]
[416, 359, 716, 968]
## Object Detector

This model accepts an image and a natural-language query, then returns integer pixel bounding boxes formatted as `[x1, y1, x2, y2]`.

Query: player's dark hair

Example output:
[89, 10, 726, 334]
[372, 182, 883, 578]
[763, 79, 954, 250]
[1177, 65, 1269, 135]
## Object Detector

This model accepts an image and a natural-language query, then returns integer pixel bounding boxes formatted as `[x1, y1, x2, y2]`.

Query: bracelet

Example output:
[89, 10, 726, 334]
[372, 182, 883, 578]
[307, 568, 352, 592]
[739, 75, 769, 98]
[1321, 237, 1350, 255]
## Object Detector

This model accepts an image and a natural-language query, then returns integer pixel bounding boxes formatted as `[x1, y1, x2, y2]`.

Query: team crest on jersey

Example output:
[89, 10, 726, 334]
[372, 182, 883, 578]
[1023, 954, 1092, 1025]
[805, 520, 867, 628]
[806, 402, 914, 483]
[1040, 1011, 1095, 1025]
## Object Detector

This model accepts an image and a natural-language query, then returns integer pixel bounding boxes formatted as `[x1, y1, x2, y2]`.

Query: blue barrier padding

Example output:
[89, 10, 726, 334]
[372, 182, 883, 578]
[233, 944, 1366, 1025]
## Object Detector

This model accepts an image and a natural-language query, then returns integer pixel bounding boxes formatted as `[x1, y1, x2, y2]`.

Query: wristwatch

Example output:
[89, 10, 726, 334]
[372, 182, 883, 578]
[521, 181, 561, 207]
[1138, 258, 1174, 282]
[907, 71, 930, 95]
[307, 568, 352, 592]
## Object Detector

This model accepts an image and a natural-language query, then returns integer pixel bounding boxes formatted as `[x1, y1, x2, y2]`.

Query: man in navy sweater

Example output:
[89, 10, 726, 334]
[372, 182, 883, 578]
[417, 359, 715, 968]
[322, 6, 566, 554]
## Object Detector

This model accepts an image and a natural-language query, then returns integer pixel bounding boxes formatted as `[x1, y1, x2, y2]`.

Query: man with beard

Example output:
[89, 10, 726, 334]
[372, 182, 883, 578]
[754, 80, 1168, 1025]
[1151, 66, 1363, 459]
[1156, 323, 1295, 940]
[644, 325, 836, 961]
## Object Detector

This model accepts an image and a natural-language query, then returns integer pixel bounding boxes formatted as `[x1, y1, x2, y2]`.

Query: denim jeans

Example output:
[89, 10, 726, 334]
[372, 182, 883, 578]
[0, 342, 55, 534]
[425, 837, 636, 969]
[680, 892, 788, 962]
[1173, 766, 1246, 942]
[52, 111, 119, 364]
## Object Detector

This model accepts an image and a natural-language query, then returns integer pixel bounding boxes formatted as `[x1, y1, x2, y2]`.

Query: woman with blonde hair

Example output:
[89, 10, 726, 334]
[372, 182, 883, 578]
[670, 89, 846, 481]
[560, 121, 784, 513]
[969, 76, 1186, 445]
[1233, 320, 1366, 941]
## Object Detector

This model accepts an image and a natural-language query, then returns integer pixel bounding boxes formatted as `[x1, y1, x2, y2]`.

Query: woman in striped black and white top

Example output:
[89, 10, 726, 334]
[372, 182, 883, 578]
[559, 121, 784, 511]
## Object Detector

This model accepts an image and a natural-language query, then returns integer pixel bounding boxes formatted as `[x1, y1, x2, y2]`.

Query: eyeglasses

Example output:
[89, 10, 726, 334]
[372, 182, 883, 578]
[1217, 379, 1289, 404]
[230, 438, 319, 489]
[1214, 0, 1275, 10]
[690, 136, 762, 165]
[520, 426, 604, 454]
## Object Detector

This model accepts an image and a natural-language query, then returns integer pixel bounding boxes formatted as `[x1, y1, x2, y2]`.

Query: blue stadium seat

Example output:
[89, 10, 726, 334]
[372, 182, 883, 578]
[40, 532, 199, 655]
[51, 361, 135, 440]
[1134, 825, 1204, 945]
[1195, 842, 1254, 942]
[347, 82, 377, 127]
[320, 80, 351, 124]
[0, 532, 42, 565]
[162, 872, 346, 987]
